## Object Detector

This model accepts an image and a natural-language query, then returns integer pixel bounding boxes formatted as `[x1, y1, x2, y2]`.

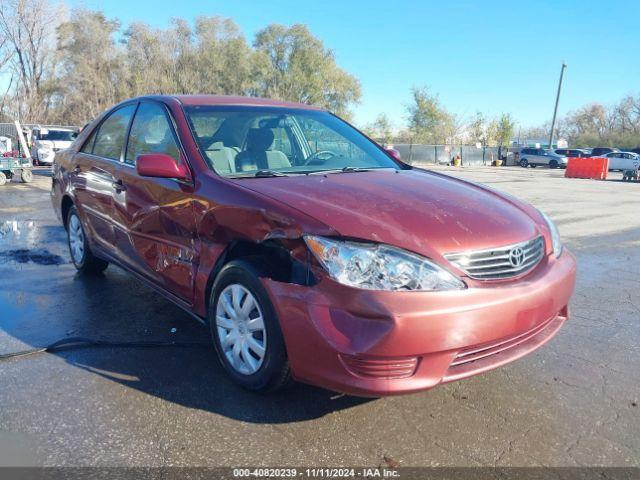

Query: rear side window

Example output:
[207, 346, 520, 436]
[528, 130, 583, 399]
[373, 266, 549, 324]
[125, 102, 180, 165]
[91, 104, 136, 160]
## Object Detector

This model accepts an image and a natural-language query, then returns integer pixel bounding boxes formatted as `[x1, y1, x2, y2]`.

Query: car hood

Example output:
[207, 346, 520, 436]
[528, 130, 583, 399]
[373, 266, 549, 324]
[231, 169, 541, 260]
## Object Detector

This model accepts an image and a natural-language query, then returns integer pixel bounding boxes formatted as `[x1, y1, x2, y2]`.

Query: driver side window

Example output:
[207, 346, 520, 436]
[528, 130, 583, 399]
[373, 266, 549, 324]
[125, 102, 180, 165]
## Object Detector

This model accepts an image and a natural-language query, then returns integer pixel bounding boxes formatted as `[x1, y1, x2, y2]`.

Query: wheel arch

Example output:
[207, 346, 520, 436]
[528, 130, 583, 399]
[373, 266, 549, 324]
[61, 195, 74, 230]
[202, 238, 315, 319]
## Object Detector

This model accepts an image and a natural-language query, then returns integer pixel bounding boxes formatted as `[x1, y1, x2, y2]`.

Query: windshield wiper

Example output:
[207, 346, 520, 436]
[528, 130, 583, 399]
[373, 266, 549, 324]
[341, 166, 371, 172]
[254, 169, 288, 177]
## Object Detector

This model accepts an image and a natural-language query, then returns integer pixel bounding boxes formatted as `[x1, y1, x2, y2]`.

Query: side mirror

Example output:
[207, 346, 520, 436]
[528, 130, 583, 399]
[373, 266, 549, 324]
[385, 147, 401, 162]
[136, 153, 190, 180]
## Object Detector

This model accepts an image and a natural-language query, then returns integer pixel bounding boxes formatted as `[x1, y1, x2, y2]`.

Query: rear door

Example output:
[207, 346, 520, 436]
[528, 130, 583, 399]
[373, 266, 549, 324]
[607, 152, 623, 170]
[111, 101, 197, 303]
[533, 149, 547, 165]
[70, 104, 136, 255]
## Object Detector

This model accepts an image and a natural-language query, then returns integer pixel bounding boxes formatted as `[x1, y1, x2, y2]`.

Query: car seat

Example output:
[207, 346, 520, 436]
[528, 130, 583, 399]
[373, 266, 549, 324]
[235, 128, 291, 172]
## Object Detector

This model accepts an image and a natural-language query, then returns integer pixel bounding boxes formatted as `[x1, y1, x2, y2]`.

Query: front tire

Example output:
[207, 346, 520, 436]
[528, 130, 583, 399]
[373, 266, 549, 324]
[209, 260, 291, 392]
[549, 160, 558, 169]
[66, 206, 108, 274]
[20, 168, 33, 183]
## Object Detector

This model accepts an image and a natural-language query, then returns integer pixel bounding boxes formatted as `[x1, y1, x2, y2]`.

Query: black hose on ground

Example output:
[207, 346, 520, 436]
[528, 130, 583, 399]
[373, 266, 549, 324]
[0, 336, 211, 361]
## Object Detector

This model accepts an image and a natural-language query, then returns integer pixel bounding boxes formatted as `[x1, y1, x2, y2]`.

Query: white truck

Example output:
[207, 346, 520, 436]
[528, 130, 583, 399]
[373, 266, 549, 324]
[30, 127, 77, 165]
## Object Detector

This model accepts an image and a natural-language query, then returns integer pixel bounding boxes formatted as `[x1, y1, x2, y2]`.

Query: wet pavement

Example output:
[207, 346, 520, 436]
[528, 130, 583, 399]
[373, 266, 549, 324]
[0, 166, 638, 467]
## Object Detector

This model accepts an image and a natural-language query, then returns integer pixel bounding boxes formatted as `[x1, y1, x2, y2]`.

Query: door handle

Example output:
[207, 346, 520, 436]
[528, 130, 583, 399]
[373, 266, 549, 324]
[112, 180, 127, 192]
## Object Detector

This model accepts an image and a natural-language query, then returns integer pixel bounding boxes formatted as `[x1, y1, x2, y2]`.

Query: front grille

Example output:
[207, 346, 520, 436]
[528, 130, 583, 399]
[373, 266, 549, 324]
[444, 236, 545, 280]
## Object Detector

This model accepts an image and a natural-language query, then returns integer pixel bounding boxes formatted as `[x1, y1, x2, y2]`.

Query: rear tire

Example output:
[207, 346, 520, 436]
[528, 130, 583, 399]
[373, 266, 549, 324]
[66, 206, 109, 274]
[519, 159, 529, 168]
[209, 260, 291, 393]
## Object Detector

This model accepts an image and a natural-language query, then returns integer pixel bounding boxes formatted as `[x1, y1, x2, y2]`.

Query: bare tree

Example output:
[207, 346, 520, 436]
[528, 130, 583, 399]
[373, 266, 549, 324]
[0, 0, 64, 122]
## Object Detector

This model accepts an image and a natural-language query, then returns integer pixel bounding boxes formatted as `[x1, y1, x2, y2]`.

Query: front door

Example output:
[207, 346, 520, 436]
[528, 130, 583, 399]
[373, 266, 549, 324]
[111, 101, 197, 303]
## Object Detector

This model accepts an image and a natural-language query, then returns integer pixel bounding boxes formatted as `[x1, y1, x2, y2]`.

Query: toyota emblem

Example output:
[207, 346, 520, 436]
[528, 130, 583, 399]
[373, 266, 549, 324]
[509, 247, 525, 267]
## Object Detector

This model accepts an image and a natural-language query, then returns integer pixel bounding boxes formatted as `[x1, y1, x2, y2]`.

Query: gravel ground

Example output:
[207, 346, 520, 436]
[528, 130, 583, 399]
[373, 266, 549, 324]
[0, 165, 638, 468]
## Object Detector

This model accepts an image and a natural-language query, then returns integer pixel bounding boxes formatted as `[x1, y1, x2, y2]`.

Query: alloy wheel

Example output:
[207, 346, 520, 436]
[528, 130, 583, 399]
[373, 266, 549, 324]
[215, 284, 267, 375]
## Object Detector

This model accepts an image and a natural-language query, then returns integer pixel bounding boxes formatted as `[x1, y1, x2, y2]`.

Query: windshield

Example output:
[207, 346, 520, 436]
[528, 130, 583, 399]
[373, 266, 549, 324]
[39, 130, 75, 141]
[184, 106, 400, 177]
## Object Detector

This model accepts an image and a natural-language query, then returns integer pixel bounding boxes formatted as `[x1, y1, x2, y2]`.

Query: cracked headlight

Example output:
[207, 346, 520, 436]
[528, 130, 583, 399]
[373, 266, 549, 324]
[539, 210, 562, 258]
[304, 235, 465, 291]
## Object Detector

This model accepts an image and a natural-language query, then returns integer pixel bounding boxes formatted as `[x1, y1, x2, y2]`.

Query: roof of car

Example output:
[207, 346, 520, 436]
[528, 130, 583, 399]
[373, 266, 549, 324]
[166, 94, 324, 110]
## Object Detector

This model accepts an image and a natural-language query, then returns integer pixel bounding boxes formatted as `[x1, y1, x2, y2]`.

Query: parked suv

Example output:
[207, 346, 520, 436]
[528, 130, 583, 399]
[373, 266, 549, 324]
[51, 95, 576, 396]
[519, 148, 568, 168]
[554, 148, 588, 158]
[589, 147, 619, 157]
[602, 151, 640, 171]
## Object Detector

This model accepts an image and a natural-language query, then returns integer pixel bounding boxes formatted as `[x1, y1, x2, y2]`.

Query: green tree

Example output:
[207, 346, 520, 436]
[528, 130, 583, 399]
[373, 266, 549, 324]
[363, 113, 393, 144]
[469, 112, 487, 145]
[54, 9, 124, 123]
[495, 113, 514, 148]
[253, 24, 361, 118]
[193, 16, 262, 96]
[406, 86, 455, 144]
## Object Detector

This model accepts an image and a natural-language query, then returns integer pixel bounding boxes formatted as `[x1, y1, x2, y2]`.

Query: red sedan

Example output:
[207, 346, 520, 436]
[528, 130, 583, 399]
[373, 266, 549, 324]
[51, 95, 576, 396]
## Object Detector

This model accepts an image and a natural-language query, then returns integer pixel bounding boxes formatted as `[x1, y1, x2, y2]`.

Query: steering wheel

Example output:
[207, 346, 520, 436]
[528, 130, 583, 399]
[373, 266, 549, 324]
[303, 150, 339, 166]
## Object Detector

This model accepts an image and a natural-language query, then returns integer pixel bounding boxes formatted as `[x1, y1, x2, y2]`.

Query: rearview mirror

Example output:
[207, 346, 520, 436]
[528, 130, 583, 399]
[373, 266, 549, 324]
[136, 153, 190, 180]
[385, 147, 401, 162]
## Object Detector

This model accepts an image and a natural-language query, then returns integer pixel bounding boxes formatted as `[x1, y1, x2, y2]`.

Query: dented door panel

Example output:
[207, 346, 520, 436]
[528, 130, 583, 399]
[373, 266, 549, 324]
[112, 164, 198, 303]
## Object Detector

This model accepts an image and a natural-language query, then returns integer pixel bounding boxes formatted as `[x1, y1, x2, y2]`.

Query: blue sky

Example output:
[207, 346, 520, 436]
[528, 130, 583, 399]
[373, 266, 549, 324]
[67, 0, 640, 128]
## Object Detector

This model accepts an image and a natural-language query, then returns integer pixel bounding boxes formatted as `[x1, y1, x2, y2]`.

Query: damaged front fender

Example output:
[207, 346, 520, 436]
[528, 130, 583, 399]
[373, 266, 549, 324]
[191, 175, 337, 316]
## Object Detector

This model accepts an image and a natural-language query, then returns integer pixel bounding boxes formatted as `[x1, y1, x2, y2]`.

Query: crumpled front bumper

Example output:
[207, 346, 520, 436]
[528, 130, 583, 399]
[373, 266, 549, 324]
[262, 250, 576, 396]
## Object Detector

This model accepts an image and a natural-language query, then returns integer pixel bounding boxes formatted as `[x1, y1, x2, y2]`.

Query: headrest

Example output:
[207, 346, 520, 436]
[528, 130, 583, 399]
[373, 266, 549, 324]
[245, 128, 274, 152]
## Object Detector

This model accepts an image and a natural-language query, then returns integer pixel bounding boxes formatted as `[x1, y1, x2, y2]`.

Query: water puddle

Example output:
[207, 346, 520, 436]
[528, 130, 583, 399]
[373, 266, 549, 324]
[0, 221, 68, 266]
[0, 248, 66, 265]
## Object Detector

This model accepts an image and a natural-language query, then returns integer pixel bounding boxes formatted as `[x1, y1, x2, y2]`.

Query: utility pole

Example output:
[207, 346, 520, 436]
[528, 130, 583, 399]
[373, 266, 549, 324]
[548, 62, 567, 149]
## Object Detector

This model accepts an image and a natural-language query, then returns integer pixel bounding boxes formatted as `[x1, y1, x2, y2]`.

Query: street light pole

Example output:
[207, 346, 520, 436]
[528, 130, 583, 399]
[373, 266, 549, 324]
[548, 62, 567, 149]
